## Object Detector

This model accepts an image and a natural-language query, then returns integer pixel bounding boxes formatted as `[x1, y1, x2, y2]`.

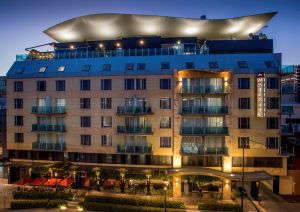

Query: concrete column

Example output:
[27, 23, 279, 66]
[173, 175, 182, 198]
[222, 179, 231, 200]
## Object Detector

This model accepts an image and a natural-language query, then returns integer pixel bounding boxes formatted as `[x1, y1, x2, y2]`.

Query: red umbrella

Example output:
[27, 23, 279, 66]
[29, 178, 47, 186]
[58, 178, 74, 187]
[42, 178, 62, 186]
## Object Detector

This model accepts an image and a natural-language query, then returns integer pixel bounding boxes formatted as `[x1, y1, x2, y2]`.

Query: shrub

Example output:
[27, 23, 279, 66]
[11, 200, 48, 210]
[84, 195, 185, 209]
[12, 191, 74, 200]
[198, 202, 241, 211]
[47, 199, 68, 209]
[83, 202, 185, 212]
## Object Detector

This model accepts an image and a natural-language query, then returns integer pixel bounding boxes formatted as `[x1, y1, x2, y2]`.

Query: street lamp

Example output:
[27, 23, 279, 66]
[163, 180, 169, 212]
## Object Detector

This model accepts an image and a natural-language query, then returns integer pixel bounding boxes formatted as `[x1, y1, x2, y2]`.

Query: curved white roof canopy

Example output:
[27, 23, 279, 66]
[44, 12, 276, 42]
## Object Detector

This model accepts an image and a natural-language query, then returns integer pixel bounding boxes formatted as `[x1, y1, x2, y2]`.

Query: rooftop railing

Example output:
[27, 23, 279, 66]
[16, 47, 209, 61]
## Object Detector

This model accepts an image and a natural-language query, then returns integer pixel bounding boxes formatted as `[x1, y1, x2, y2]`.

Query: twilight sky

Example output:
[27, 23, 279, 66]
[0, 0, 299, 75]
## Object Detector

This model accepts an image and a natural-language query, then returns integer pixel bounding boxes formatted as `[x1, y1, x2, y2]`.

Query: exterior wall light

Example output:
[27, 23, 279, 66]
[139, 39, 144, 45]
[99, 43, 104, 48]
[116, 42, 121, 48]
[70, 45, 75, 49]
[177, 40, 181, 44]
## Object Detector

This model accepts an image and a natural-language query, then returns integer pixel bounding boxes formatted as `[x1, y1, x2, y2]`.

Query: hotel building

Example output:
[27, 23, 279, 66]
[5, 12, 290, 197]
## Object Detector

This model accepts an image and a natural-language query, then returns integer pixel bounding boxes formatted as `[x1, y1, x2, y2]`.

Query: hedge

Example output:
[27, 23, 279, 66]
[12, 191, 74, 200]
[11, 199, 68, 210]
[83, 202, 186, 212]
[85, 195, 185, 209]
[198, 202, 241, 211]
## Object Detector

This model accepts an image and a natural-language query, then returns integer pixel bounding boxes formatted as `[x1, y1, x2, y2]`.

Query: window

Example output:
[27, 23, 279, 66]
[267, 97, 279, 109]
[80, 80, 90, 91]
[14, 99, 23, 109]
[267, 137, 278, 149]
[81, 116, 91, 127]
[267, 117, 278, 129]
[16, 66, 25, 74]
[238, 61, 248, 68]
[57, 66, 65, 72]
[265, 61, 277, 68]
[267, 77, 279, 89]
[101, 135, 112, 146]
[101, 116, 112, 128]
[14, 133, 24, 143]
[102, 64, 111, 71]
[125, 63, 134, 71]
[56, 80, 65, 91]
[160, 117, 171, 128]
[14, 81, 23, 92]
[14, 116, 23, 126]
[56, 98, 66, 107]
[101, 79, 112, 90]
[238, 117, 250, 129]
[238, 137, 250, 148]
[161, 62, 170, 70]
[82, 65, 90, 72]
[137, 63, 146, 71]
[160, 79, 171, 90]
[282, 106, 293, 115]
[185, 62, 195, 69]
[37, 81, 46, 91]
[238, 78, 250, 89]
[39, 66, 47, 73]
[209, 61, 219, 69]
[80, 98, 90, 109]
[100, 98, 112, 109]
[160, 137, 171, 148]
[160, 98, 171, 109]
[238, 98, 250, 109]
[124, 79, 146, 90]
[81, 135, 91, 145]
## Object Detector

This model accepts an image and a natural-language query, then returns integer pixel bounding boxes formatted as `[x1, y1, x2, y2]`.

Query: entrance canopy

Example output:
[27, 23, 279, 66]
[168, 168, 274, 181]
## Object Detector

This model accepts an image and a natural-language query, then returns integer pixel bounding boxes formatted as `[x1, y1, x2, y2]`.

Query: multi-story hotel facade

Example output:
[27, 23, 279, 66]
[6, 12, 291, 196]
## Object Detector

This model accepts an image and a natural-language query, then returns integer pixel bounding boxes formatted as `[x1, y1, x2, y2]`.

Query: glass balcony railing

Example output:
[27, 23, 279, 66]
[181, 106, 228, 115]
[181, 146, 228, 155]
[116, 106, 153, 115]
[32, 124, 66, 133]
[180, 86, 227, 94]
[281, 125, 294, 135]
[32, 106, 66, 114]
[117, 126, 152, 134]
[32, 142, 66, 151]
[281, 144, 295, 156]
[117, 144, 152, 154]
[16, 47, 209, 61]
[180, 126, 228, 135]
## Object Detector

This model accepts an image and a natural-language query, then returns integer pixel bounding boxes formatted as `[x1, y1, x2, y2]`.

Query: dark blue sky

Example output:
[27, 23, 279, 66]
[0, 0, 299, 75]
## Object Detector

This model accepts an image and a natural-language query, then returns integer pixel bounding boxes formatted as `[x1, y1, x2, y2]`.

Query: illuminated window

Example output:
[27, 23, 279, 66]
[39, 66, 47, 73]
[160, 117, 171, 128]
[101, 116, 112, 128]
[101, 135, 112, 146]
[57, 66, 65, 72]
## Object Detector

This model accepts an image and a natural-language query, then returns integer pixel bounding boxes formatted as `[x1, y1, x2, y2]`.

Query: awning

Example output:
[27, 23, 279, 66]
[29, 178, 47, 186]
[168, 168, 274, 181]
[42, 178, 62, 186]
[4, 162, 32, 168]
[58, 178, 74, 187]
[14, 177, 33, 185]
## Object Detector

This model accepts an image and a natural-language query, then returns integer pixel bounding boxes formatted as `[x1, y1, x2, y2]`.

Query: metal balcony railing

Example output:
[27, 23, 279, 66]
[32, 142, 66, 151]
[32, 106, 66, 114]
[32, 124, 66, 133]
[180, 126, 228, 135]
[117, 126, 153, 134]
[117, 144, 152, 154]
[116, 106, 152, 115]
[181, 146, 228, 155]
[180, 86, 227, 94]
[181, 106, 228, 115]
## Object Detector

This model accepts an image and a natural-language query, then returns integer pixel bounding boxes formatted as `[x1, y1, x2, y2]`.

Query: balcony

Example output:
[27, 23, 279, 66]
[281, 144, 295, 156]
[32, 106, 66, 115]
[181, 106, 228, 115]
[180, 86, 227, 94]
[117, 126, 153, 134]
[116, 106, 153, 115]
[281, 125, 294, 135]
[32, 124, 66, 133]
[117, 144, 152, 154]
[32, 142, 65, 151]
[180, 126, 228, 135]
[181, 146, 228, 155]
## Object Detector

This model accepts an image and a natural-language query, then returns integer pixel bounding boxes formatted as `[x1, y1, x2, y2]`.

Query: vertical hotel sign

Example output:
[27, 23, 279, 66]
[257, 72, 265, 117]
